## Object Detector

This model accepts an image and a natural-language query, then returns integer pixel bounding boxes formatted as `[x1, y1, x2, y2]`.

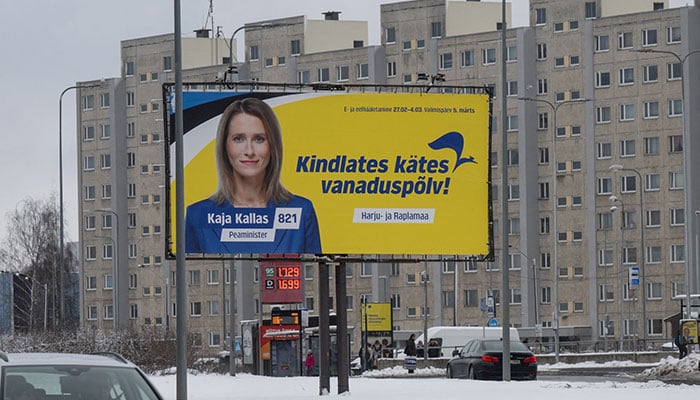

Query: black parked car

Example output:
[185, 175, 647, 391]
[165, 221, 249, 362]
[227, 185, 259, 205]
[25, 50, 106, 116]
[446, 339, 537, 381]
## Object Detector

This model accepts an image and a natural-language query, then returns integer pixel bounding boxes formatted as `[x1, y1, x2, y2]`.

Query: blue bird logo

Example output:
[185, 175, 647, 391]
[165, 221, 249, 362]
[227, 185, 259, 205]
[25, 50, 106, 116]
[428, 131, 477, 172]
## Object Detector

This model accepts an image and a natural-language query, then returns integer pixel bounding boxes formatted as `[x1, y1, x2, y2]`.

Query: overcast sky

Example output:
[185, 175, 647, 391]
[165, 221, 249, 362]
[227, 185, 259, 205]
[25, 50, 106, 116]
[0, 0, 690, 245]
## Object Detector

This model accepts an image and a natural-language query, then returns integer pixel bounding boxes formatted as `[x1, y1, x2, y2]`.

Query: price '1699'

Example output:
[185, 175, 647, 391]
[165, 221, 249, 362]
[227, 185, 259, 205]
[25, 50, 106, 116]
[277, 279, 301, 290]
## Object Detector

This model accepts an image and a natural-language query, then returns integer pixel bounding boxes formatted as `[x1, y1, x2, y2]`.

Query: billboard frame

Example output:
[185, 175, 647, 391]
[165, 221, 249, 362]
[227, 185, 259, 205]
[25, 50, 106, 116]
[162, 81, 494, 263]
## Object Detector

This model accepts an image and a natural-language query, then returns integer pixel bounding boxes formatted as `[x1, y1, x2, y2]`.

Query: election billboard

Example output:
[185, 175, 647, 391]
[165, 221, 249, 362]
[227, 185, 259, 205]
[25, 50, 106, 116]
[165, 84, 492, 258]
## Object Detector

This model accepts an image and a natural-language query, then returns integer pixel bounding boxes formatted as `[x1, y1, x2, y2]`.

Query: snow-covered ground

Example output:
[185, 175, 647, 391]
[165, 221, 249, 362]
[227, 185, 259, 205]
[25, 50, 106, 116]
[149, 353, 700, 399]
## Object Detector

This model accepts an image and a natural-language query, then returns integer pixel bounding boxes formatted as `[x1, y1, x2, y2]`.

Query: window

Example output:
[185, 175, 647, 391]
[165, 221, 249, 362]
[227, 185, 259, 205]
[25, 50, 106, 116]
[646, 210, 661, 227]
[99, 93, 110, 109]
[86, 305, 98, 320]
[443, 291, 455, 307]
[597, 142, 612, 159]
[646, 173, 661, 191]
[190, 301, 202, 317]
[464, 289, 479, 307]
[336, 65, 349, 81]
[535, 8, 546, 25]
[356, 63, 369, 79]
[431, 21, 442, 38]
[506, 45, 517, 62]
[207, 269, 220, 285]
[482, 48, 496, 65]
[264, 58, 273, 68]
[84, 185, 95, 201]
[595, 71, 610, 87]
[125, 61, 134, 76]
[249, 45, 259, 61]
[645, 137, 660, 155]
[104, 305, 114, 320]
[100, 153, 111, 169]
[647, 282, 662, 300]
[538, 113, 548, 130]
[507, 184, 520, 200]
[416, 39, 425, 49]
[83, 155, 95, 171]
[619, 67, 634, 85]
[667, 26, 681, 44]
[507, 115, 518, 131]
[642, 29, 658, 46]
[386, 27, 396, 44]
[595, 35, 609, 52]
[569, 20, 579, 31]
[667, 62, 682, 80]
[126, 92, 135, 107]
[208, 300, 220, 316]
[599, 284, 614, 302]
[540, 287, 551, 304]
[669, 135, 683, 153]
[317, 67, 330, 82]
[671, 243, 685, 262]
[439, 53, 453, 70]
[85, 245, 97, 261]
[387, 61, 397, 77]
[507, 80, 518, 96]
[536, 43, 547, 60]
[507, 149, 519, 165]
[669, 99, 683, 116]
[402, 41, 411, 51]
[291, 39, 301, 56]
[460, 50, 474, 67]
[83, 126, 95, 141]
[403, 74, 412, 84]
[139, 73, 148, 83]
[585, 2, 597, 18]
[189, 270, 201, 285]
[618, 32, 633, 49]
[643, 65, 658, 83]
[510, 288, 522, 305]
[86, 277, 97, 291]
[596, 106, 611, 124]
[540, 216, 550, 234]
[554, 57, 565, 68]
[621, 174, 637, 192]
[539, 148, 549, 164]
[555, 92, 566, 103]
[670, 208, 685, 226]
[104, 274, 113, 290]
[101, 184, 112, 199]
[82, 95, 94, 111]
[508, 218, 520, 235]
[598, 177, 612, 195]
[297, 70, 310, 84]
[620, 104, 635, 122]
[643, 101, 659, 119]
[537, 78, 547, 95]
[554, 22, 564, 32]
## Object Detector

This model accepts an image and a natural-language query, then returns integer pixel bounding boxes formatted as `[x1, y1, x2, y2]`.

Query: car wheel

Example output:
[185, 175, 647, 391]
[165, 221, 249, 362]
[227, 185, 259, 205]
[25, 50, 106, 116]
[468, 367, 476, 380]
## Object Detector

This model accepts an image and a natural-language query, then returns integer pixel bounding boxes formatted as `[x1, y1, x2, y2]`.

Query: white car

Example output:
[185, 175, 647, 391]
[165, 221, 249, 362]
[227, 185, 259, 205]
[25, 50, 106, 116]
[0, 352, 164, 400]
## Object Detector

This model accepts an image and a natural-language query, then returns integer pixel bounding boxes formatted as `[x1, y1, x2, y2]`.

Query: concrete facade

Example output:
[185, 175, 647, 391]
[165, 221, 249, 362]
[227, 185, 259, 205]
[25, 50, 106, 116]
[75, 0, 699, 356]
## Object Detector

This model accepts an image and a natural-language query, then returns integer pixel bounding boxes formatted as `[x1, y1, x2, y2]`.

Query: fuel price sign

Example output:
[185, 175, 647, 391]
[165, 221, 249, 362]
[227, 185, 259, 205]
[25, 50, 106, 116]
[261, 260, 303, 304]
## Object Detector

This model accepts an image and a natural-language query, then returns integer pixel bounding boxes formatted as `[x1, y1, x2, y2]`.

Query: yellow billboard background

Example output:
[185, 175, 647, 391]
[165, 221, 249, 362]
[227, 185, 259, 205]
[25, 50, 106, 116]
[174, 91, 490, 256]
[361, 302, 393, 332]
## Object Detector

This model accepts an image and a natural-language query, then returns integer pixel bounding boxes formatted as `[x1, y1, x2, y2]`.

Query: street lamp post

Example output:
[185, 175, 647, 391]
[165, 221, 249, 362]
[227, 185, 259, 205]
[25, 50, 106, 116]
[637, 48, 700, 321]
[609, 164, 646, 347]
[95, 209, 121, 330]
[226, 23, 288, 81]
[518, 97, 590, 362]
[610, 195, 625, 350]
[59, 83, 99, 326]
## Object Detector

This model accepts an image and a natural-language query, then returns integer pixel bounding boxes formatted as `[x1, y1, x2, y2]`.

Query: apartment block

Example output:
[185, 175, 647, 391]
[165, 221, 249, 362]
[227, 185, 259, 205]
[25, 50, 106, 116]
[76, 0, 700, 356]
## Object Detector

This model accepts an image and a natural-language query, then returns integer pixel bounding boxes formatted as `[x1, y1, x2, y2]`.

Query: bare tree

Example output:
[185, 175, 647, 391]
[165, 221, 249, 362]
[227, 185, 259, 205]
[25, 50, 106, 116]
[0, 195, 75, 331]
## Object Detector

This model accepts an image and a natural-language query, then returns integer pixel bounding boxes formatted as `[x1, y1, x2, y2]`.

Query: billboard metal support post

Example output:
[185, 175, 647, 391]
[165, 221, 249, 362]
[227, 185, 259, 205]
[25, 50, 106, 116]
[335, 261, 349, 394]
[318, 261, 330, 395]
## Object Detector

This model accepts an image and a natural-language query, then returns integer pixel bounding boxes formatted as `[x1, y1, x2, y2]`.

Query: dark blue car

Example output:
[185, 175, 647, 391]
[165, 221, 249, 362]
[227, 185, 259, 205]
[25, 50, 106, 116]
[446, 339, 537, 380]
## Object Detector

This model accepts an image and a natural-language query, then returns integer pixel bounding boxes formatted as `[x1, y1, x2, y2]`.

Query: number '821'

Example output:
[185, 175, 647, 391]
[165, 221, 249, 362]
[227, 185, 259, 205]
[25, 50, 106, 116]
[273, 208, 302, 229]
[278, 213, 298, 224]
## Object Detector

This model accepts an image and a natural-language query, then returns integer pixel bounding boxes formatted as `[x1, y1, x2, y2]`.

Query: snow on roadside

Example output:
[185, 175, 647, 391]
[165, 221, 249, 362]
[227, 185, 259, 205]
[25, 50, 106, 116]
[638, 353, 700, 380]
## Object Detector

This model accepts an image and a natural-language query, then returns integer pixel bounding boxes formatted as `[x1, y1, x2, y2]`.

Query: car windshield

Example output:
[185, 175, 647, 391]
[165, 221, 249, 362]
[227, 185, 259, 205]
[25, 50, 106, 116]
[2, 365, 160, 400]
[481, 340, 530, 352]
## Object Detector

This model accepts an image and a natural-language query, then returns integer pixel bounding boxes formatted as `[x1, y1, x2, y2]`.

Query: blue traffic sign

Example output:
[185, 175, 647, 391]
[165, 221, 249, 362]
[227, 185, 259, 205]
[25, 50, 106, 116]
[487, 318, 498, 327]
